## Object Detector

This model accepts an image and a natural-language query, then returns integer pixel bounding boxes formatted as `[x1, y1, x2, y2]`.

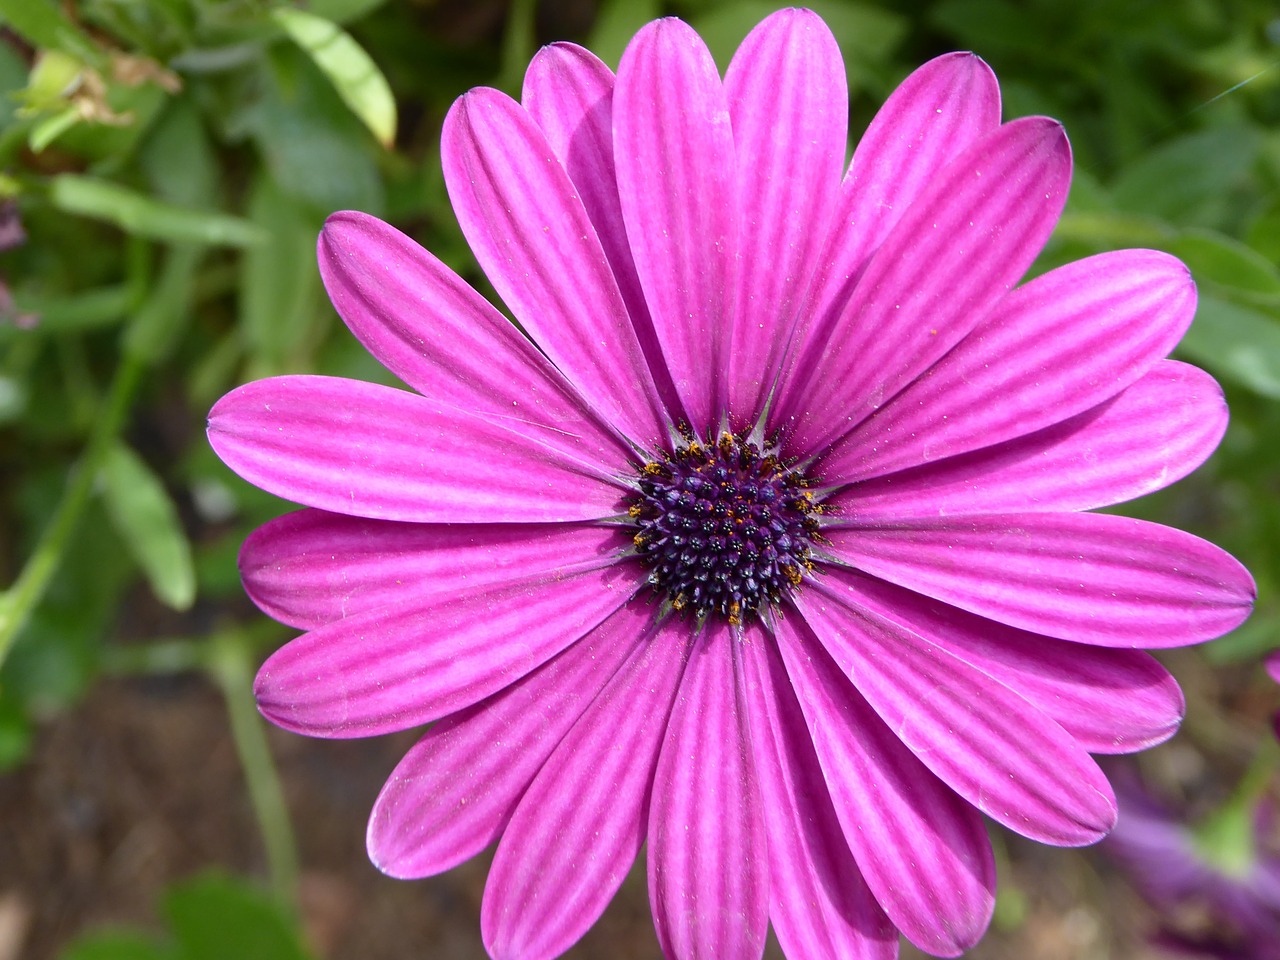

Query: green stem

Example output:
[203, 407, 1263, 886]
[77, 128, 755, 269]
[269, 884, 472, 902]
[208, 629, 300, 910]
[0, 352, 144, 667]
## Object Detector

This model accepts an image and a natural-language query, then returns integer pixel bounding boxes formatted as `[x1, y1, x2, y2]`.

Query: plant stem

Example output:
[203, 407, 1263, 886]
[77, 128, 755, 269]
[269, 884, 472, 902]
[209, 629, 300, 910]
[0, 352, 144, 667]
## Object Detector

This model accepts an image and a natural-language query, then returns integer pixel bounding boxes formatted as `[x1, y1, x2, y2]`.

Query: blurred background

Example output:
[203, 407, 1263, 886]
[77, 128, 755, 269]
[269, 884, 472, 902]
[1, 0, 1278, 958]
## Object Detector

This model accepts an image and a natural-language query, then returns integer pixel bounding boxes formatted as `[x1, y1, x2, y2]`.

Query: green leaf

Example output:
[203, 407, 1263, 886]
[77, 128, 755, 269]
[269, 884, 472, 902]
[0, 693, 32, 771]
[306, 0, 391, 22]
[1167, 229, 1280, 302]
[60, 931, 174, 960]
[48, 175, 263, 247]
[164, 873, 313, 960]
[140, 97, 219, 209]
[247, 44, 385, 214]
[1110, 126, 1262, 225]
[239, 171, 324, 377]
[99, 444, 195, 611]
[1179, 296, 1280, 400]
[588, 0, 661, 68]
[271, 7, 396, 148]
[0, 0, 100, 63]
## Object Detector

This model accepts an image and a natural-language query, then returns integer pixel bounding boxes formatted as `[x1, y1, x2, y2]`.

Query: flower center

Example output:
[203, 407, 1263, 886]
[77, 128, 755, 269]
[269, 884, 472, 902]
[628, 430, 821, 626]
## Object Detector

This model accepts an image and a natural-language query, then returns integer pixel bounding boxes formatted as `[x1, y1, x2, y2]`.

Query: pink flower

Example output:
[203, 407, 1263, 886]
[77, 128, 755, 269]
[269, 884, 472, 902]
[207, 10, 1255, 960]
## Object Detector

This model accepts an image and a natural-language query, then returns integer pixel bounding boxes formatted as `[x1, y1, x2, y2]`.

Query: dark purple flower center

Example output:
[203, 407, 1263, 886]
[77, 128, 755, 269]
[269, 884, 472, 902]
[628, 430, 821, 626]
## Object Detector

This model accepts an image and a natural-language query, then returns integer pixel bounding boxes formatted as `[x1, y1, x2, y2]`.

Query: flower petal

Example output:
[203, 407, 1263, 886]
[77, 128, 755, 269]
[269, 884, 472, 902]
[797, 570, 1118, 844]
[836, 360, 1227, 519]
[823, 569, 1183, 754]
[774, 613, 995, 957]
[823, 512, 1255, 648]
[366, 597, 651, 878]
[649, 626, 768, 960]
[775, 117, 1072, 454]
[723, 8, 847, 421]
[775, 52, 1001, 432]
[208, 375, 626, 523]
[253, 560, 639, 738]
[317, 211, 633, 473]
[522, 43, 683, 415]
[820, 249, 1198, 482]
[739, 631, 896, 960]
[442, 87, 667, 446]
[239, 510, 629, 630]
[481, 619, 694, 960]
[615, 17, 738, 428]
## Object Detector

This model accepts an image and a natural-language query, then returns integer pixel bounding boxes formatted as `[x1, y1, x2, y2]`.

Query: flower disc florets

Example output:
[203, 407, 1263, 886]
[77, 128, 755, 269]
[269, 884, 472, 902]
[628, 429, 821, 626]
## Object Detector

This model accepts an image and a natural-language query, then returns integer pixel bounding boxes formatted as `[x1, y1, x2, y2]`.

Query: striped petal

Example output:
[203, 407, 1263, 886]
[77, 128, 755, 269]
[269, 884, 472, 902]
[253, 561, 639, 738]
[316, 211, 632, 473]
[775, 613, 995, 957]
[823, 512, 1255, 648]
[240, 510, 628, 630]
[775, 117, 1071, 454]
[615, 17, 738, 428]
[366, 597, 650, 878]
[443, 87, 667, 446]
[522, 43, 682, 414]
[820, 249, 1197, 482]
[797, 570, 1118, 845]
[723, 8, 847, 421]
[649, 626, 768, 960]
[740, 631, 896, 960]
[481, 620, 693, 960]
[836, 360, 1227, 519]
[208, 376, 625, 523]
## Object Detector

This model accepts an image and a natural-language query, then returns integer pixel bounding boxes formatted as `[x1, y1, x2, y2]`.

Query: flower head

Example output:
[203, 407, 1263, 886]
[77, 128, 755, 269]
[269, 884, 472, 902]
[207, 9, 1255, 959]
[1107, 774, 1280, 960]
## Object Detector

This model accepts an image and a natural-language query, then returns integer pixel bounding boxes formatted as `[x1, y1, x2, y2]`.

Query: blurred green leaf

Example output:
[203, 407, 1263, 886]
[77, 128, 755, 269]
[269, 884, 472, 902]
[1167, 228, 1280, 302]
[164, 873, 314, 960]
[271, 7, 396, 148]
[239, 171, 324, 378]
[140, 97, 220, 209]
[48, 175, 263, 247]
[0, 0, 100, 63]
[29, 106, 81, 153]
[589, 0, 661, 68]
[307, 0, 391, 24]
[1110, 126, 1262, 225]
[0, 693, 32, 771]
[100, 443, 196, 611]
[60, 931, 174, 960]
[247, 44, 384, 214]
[1179, 295, 1280, 399]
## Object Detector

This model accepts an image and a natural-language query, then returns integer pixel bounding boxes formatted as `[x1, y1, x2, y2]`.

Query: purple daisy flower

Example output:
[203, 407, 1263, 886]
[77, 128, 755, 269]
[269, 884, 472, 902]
[207, 10, 1255, 959]
[1107, 775, 1280, 960]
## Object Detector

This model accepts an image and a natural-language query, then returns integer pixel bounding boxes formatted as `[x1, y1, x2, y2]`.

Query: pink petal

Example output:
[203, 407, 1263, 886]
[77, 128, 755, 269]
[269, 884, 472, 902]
[253, 561, 640, 738]
[837, 360, 1227, 519]
[208, 375, 626, 523]
[442, 87, 667, 446]
[822, 512, 1255, 648]
[614, 17, 738, 429]
[366, 597, 651, 878]
[723, 9, 847, 422]
[1268, 650, 1280, 684]
[775, 117, 1072, 454]
[774, 613, 995, 956]
[819, 249, 1198, 482]
[649, 625, 768, 960]
[481, 619, 694, 960]
[239, 510, 628, 630]
[522, 43, 683, 415]
[797, 571, 1118, 845]
[823, 569, 1183, 754]
[316, 211, 632, 474]
[739, 630, 896, 960]
[776, 52, 1001, 430]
